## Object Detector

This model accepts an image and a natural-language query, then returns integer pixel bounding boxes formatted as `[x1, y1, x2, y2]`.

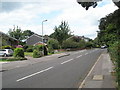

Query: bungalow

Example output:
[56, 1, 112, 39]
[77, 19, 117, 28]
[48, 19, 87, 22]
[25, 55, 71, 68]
[26, 34, 49, 46]
[0, 31, 18, 47]
[66, 35, 90, 42]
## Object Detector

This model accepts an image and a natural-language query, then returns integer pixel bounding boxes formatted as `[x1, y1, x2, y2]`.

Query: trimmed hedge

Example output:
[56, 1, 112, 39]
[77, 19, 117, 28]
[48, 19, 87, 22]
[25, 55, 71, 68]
[33, 50, 43, 58]
[34, 45, 48, 56]
[14, 48, 24, 58]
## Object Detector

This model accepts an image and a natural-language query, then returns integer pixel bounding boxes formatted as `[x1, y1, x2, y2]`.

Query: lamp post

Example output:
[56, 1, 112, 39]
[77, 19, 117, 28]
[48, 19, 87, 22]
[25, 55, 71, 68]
[42, 19, 47, 55]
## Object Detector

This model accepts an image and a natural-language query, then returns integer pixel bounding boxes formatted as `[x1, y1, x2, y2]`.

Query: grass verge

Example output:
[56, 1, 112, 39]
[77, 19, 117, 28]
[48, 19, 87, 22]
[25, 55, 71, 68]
[0, 57, 27, 62]
[24, 52, 33, 57]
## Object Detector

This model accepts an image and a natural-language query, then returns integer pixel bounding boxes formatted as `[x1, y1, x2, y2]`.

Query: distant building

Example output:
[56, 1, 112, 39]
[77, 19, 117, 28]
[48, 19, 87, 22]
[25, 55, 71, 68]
[81, 36, 90, 42]
[0, 31, 18, 47]
[26, 34, 49, 46]
[66, 35, 90, 42]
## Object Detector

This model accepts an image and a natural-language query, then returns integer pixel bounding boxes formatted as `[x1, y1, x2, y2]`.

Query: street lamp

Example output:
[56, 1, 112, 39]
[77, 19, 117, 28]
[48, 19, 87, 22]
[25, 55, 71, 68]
[42, 19, 47, 55]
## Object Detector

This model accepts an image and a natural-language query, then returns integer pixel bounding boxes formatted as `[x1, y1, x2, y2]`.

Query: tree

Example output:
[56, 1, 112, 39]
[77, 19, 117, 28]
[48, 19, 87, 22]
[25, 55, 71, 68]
[97, 9, 120, 46]
[50, 21, 72, 45]
[8, 28, 23, 42]
[23, 30, 34, 39]
[77, 0, 120, 10]
[8, 26, 34, 43]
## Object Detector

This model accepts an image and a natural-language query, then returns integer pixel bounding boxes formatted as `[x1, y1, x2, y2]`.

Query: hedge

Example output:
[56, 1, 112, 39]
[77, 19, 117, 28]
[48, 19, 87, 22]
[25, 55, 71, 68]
[14, 48, 25, 59]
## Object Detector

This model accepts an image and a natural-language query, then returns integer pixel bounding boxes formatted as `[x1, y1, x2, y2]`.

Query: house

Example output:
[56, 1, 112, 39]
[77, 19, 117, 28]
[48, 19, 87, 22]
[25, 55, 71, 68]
[81, 36, 91, 42]
[66, 35, 90, 42]
[0, 31, 18, 47]
[26, 34, 49, 46]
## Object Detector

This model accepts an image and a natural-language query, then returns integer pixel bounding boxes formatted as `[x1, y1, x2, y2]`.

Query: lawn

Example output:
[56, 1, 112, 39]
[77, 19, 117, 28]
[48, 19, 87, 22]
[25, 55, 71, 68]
[24, 52, 33, 57]
[0, 57, 27, 62]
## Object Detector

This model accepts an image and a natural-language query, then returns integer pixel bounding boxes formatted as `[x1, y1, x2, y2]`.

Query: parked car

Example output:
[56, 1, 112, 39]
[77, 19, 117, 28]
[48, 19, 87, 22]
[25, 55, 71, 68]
[101, 45, 107, 49]
[0, 49, 13, 57]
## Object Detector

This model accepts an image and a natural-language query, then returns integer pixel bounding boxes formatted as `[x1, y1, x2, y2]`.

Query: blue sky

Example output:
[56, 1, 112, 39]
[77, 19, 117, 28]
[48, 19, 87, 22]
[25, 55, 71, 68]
[0, 0, 118, 39]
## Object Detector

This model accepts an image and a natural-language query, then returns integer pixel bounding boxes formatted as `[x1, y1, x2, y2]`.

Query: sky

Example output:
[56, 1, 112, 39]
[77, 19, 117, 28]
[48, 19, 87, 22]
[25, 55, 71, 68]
[0, 0, 118, 39]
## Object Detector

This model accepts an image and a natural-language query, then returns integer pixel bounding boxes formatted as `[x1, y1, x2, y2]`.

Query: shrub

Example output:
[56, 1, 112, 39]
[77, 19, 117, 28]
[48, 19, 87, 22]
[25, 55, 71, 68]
[2, 45, 12, 49]
[23, 45, 33, 52]
[34, 45, 44, 51]
[47, 39, 60, 50]
[85, 42, 93, 48]
[34, 45, 48, 55]
[33, 50, 43, 58]
[14, 48, 24, 58]
[62, 39, 79, 49]
[48, 47, 54, 54]
[109, 41, 120, 88]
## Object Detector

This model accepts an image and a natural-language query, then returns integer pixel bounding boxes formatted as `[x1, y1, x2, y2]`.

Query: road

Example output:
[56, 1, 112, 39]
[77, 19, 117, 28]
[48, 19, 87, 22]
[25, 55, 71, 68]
[2, 49, 104, 88]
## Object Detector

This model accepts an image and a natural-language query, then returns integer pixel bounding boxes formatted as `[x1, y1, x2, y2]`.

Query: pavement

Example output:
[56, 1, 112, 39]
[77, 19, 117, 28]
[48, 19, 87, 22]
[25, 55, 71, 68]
[1, 49, 116, 88]
[80, 50, 116, 88]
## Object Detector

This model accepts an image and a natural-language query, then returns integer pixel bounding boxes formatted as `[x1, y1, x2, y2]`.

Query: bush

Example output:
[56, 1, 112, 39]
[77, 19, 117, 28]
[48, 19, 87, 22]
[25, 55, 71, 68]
[14, 48, 24, 58]
[34, 45, 48, 55]
[33, 50, 43, 58]
[47, 39, 60, 50]
[85, 42, 93, 48]
[48, 47, 54, 54]
[62, 39, 79, 49]
[34, 45, 44, 51]
[23, 45, 33, 52]
[109, 41, 120, 88]
[2, 45, 12, 49]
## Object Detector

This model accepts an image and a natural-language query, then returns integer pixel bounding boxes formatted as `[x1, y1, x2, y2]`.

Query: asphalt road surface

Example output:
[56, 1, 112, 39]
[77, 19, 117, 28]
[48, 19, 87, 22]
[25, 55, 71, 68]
[2, 49, 105, 88]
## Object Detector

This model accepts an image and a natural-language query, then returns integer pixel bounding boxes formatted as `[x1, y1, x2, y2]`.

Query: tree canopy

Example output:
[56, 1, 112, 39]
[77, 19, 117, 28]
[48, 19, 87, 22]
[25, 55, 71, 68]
[50, 21, 72, 45]
[8, 27, 34, 42]
[77, 0, 120, 10]
[97, 9, 120, 46]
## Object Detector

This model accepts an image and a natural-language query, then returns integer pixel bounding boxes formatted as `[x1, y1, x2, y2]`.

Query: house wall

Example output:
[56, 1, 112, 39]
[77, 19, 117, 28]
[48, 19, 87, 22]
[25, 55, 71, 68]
[0, 32, 18, 47]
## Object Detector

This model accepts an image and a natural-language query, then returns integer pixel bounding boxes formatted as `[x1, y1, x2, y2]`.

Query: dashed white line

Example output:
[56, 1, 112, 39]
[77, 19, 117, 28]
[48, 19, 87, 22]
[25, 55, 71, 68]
[85, 53, 88, 55]
[61, 59, 73, 64]
[16, 66, 53, 82]
[76, 55, 82, 59]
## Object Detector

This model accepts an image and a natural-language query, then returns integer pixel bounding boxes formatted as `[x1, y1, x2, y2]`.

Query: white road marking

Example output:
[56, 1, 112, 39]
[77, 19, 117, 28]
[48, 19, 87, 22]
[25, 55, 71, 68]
[76, 55, 82, 59]
[16, 66, 53, 82]
[73, 50, 86, 54]
[79, 54, 103, 88]
[61, 59, 73, 64]
[85, 53, 88, 55]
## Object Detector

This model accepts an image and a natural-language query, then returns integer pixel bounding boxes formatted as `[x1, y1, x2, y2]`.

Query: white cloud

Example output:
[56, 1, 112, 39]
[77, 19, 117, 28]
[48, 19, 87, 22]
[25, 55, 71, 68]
[0, 0, 118, 39]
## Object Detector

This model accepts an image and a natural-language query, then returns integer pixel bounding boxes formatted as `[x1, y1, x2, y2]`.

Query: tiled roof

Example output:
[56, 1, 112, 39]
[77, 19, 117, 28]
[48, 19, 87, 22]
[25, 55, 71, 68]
[0, 31, 18, 41]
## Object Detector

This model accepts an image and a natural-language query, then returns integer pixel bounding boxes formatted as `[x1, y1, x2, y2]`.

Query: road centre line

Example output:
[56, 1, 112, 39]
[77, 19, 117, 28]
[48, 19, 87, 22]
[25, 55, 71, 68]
[76, 55, 82, 58]
[85, 53, 88, 55]
[16, 66, 53, 82]
[61, 59, 74, 64]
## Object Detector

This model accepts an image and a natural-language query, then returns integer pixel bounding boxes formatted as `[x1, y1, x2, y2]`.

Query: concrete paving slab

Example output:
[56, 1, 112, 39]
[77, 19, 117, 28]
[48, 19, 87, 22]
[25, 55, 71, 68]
[83, 81, 103, 88]
[93, 75, 103, 80]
